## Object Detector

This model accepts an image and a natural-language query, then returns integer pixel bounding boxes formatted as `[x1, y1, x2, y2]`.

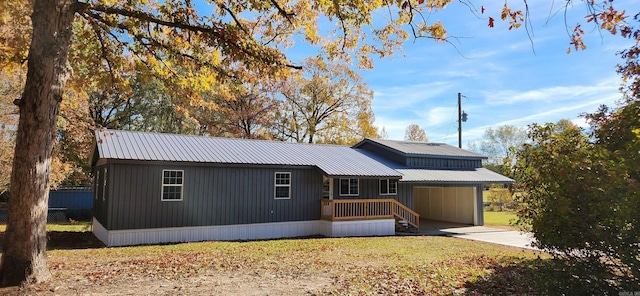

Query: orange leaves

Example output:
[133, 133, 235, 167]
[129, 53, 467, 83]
[484, 4, 522, 30]
[568, 24, 586, 53]
[0, 0, 32, 68]
[585, 4, 627, 36]
[501, 3, 523, 30]
[569, 2, 628, 53]
[401, 0, 446, 11]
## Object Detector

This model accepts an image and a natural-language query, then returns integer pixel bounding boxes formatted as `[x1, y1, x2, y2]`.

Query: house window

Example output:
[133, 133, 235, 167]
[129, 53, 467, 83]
[340, 178, 359, 196]
[275, 172, 291, 199]
[380, 179, 398, 195]
[162, 170, 184, 201]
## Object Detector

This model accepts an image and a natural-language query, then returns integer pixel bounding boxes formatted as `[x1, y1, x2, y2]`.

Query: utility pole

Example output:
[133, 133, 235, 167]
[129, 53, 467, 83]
[458, 93, 462, 148]
[458, 93, 468, 148]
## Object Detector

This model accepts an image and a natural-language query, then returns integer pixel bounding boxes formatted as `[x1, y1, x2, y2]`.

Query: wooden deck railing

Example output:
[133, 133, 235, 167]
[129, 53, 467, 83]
[321, 199, 419, 229]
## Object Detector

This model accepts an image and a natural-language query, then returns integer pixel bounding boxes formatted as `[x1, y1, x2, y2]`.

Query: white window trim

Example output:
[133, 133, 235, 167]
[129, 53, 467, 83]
[102, 167, 108, 201]
[161, 169, 184, 202]
[379, 179, 398, 196]
[94, 169, 101, 200]
[339, 178, 359, 196]
[274, 172, 291, 200]
[322, 177, 334, 200]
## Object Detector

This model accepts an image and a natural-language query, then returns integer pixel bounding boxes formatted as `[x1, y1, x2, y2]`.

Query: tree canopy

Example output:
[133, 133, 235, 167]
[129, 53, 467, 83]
[273, 57, 379, 144]
[404, 123, 428, 142]
[468, 125, 528, 174]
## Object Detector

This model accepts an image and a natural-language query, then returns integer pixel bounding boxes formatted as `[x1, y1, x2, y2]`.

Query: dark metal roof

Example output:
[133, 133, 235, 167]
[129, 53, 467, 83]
[95, 130, 401, 178]
[353, 138, 487, 159]
[355, 148, 513, 184]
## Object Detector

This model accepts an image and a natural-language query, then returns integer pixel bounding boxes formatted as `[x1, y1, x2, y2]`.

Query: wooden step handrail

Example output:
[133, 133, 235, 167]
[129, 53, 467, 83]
[321, 199, 419, 229]
[390, 199, 419, 229]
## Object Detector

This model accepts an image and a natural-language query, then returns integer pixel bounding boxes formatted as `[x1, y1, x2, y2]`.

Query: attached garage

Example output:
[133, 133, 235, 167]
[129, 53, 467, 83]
[353, 139, 514, 227]
[413, 186, 477, 225]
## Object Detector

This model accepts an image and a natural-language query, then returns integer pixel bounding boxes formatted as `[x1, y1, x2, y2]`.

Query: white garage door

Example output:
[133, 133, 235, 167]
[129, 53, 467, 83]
[414, 187, 475, 224]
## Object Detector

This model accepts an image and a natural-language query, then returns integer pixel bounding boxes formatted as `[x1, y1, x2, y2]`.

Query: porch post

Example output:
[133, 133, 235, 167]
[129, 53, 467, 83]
[474, 185, 484, 226]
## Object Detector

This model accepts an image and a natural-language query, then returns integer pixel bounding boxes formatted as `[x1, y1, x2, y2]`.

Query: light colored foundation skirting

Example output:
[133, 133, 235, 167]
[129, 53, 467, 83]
[93, 218, 396, 247]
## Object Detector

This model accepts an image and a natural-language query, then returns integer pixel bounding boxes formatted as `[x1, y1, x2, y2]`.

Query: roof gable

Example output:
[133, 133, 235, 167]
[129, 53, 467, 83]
[94, 130, 401, 178]
[353, 138, 487, 160]
[356, 149, 513, 184]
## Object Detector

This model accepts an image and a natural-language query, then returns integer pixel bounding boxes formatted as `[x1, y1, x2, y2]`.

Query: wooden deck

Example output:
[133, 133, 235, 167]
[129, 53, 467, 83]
[321, 199, 419, 229]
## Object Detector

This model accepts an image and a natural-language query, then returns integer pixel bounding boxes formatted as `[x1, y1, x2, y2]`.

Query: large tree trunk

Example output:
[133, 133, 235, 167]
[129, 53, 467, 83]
[0, 0, 77, 287]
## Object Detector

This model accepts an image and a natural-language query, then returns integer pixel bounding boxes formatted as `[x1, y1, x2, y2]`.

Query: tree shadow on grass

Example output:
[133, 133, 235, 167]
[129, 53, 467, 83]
[46, 231, 105, 249]
[463, 257, 628, 296]
[0, 231, 105, 251]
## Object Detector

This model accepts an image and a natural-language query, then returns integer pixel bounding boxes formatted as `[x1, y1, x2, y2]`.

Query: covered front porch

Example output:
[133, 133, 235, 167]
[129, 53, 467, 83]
[320, 199, 420, 232]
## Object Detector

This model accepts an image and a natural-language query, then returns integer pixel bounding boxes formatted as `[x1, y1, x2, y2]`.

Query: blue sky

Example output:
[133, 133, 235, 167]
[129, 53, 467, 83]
[289, 1, 636, 148]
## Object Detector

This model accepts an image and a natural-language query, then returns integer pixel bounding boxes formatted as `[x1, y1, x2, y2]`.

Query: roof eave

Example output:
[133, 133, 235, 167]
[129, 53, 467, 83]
[399, 179, 514, 184]
[325, 174, 403, 179]
[353, 138, 407, 156]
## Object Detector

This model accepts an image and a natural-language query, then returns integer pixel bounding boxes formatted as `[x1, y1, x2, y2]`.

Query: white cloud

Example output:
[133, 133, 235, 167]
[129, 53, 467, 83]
[424, 107, 457, 127]
[372, 82, 453, 112]
[482, 76, 620, 106]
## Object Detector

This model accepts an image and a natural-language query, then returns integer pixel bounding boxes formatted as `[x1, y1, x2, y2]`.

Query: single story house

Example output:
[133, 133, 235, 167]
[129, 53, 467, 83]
[92, 129, 512, 246]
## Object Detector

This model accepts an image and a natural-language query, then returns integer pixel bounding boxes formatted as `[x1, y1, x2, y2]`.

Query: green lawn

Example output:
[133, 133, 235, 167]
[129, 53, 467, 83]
[0, 221, 91, 232]
[482, 188, 522, 202]
[483, 211, 518, 227]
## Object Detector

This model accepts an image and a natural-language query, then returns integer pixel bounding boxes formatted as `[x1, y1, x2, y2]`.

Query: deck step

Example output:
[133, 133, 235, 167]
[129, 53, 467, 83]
[395, 218, 415, 233]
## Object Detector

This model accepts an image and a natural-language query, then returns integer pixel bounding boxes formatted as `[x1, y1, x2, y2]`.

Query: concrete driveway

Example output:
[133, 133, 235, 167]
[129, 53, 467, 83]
[413, 220, 539, 251]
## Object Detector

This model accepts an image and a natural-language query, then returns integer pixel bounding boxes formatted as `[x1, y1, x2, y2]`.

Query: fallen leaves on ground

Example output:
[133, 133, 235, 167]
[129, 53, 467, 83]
[0, 232, 546, 295]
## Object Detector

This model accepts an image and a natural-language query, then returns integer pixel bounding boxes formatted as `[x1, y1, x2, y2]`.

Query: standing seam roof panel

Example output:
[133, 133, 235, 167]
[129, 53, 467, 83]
[128, 132, 141, 160]
[354, 138, 487, 159]
[136, 132, 151, 161]
[175, 134, 192, 162]
[149, 132, 168, 161]
[191, 137, 208, 162]
[122, 132, 138, 160]
[95, 130, 402, 178]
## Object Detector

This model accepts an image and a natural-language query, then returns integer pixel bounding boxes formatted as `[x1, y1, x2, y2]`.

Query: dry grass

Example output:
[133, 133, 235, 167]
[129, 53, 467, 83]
[0, 222, 91, 233]
[1, 234, 549, 295]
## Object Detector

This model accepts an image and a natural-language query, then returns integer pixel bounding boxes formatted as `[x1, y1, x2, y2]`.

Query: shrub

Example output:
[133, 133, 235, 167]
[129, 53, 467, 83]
[510, 121, 639, 290]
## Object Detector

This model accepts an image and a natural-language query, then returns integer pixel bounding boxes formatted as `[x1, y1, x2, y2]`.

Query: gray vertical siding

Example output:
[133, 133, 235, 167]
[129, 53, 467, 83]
[333, 178, 400, 199]
[405, 157, 482, 169]
[101, 163, 325, 230]
[93, 165, 109, 226]
[395, 183, 414, 209]
[475, 185, 484, 225]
